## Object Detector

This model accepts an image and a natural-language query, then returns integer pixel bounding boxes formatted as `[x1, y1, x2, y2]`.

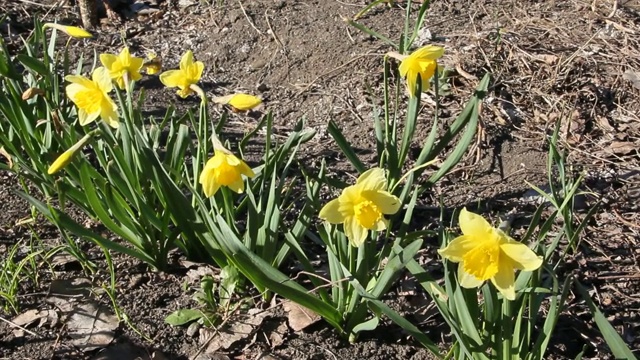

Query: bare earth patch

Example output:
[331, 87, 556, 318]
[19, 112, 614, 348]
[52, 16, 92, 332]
[0, 0, 638, 359]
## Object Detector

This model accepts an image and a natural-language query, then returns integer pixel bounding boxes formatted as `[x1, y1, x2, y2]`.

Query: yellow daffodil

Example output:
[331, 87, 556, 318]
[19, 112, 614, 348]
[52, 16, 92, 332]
[48, 132, 94, 174]
[213, 93, 262, 111]
[143, 52, 162, 75]
[160, 50, 204, 98]
[43, 23, 93, 38]
[199, 141, 255, 197]
[438, 208, 543, 300]
[398, 45, 444, 97]
[319, 168, 401, 247]
[100, 47, 144, 90]
[65, 67, 119, 128]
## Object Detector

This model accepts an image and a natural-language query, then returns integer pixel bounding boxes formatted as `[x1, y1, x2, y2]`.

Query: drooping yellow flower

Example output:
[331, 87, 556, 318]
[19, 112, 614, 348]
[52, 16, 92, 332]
[65, 67, 119, 128]
[398, 45, 444, 97]
[48, 132, 94, 174]
[199, 141, 255, 197]
[100, 47, 144, 90]
[143, 52, 162, 75]
[159, 50, 204, 98]
[43, 23, 93, 38]
[319, 168, 401, 247]
[438, 208, 543, 300]
[213, 93, 262, 111]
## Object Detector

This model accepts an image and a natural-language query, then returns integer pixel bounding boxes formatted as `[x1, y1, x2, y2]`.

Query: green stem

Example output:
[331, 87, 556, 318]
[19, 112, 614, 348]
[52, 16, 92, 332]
[502, 298, 513, 359]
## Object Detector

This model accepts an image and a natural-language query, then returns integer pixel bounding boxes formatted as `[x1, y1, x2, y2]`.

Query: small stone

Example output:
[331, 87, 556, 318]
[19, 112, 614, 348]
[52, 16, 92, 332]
[257, 83, 269, 91]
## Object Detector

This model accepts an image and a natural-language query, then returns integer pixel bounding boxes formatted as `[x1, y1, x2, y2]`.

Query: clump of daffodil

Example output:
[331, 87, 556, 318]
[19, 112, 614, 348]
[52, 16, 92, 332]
[43, 23, 92, 38]
[438, 208, 543, 300]
[319, 168, 401, 247]
[65, 67, 119, 128]
[47, 132, 96, 174]
[144, 52, 162, 75]
[199, 136, 255, 197]
[100, 47, 144, 90]
[388, 45, 444, 97]
[213, 93, 262, 111]
[160, 50, 205, 99]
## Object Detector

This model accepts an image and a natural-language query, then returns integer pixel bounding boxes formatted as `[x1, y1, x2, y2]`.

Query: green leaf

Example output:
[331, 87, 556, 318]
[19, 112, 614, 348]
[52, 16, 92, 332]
[574, 280, 637, 360]
[165, 309, 203, 326]
[327, 120, 366, 173]
[16, 54, 49, 77]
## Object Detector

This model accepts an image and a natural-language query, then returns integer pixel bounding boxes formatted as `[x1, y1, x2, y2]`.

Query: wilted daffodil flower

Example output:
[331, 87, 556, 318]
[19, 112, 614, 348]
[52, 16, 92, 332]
[438, 208, 543, 300]
[160, 50, 204, 98]
[43, 23, 92, 38]
[199, 138, 255, 197]
[213, 93, 262, 111]
[65, 67, 119, 128]
[47, 132, 95, 174]
[319, 168, 401, 247]
[100, 47, 144, 90]
[144, 52, 162, 75]
[396, 45, 444, 97]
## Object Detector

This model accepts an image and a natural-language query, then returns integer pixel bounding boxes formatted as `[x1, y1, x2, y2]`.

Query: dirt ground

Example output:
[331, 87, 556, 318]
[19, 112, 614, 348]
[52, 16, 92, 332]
[1, 0, 639, 359]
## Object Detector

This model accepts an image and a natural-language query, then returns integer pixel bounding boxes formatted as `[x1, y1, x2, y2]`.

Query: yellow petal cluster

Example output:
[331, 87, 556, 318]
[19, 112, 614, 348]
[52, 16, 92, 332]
[398, 45, 444, 97]
[65, 67, 119, 128]
[144, 53, 162, 75]
[159, 50, 204, 98]
[213, 94, 262, 111]
[438, 208, 543, 300]
[199, 146, 255, 197]
[47, 133, 94, 174]
[319, 168, 400, 247]
[43, 23, 93, 39]
[100, 47, 144, 90]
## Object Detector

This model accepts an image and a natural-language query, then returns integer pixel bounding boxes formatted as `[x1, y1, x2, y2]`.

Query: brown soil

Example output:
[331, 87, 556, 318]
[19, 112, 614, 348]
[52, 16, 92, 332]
[1, 0, 639, 359]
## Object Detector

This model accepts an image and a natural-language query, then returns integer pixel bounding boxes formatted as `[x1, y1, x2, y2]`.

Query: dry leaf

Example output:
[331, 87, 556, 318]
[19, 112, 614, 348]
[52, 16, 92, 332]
[0, 147, 13, 168]
[282, 300, 320, 331]
[201, 308, 267, 353]
[608, 141, 637, 155]
[67, 300, 119, 351]
[11, 309, 58, 337]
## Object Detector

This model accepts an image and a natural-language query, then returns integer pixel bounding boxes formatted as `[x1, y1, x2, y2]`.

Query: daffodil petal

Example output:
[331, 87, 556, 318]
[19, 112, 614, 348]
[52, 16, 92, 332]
[412, 45, 445, 60]
[438, 235, 475, 263]
[92, 67, 113, 93]
[100, 99, 119, 128]
[363, 190, 400, 215]
[65, 75, 94, 88]
[237, 161, 255, 178]
[190, 61, 204, 82]
[180, 50, 194, 70]
[372, 217, 388, 232]
[319, 199, 345, 224]
[458, 266, 484, 289]
[458, 208, 493, 238]
[501, 242, 543, 271]
[356, 168, 386, 191]
[159, 70, 184, 88]
[345, 216, 367, 247]
[100, 53, 117, 70]
[491, 264, 516, 300]
[199, 167, 220, 197]
[406, 70, 418, 96]
[227, 178, 245, 193]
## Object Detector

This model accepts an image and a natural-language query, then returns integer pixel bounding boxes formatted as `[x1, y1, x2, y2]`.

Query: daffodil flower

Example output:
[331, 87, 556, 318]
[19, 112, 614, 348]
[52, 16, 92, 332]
[43, 23, 92, 38]
[160, 50, 204, 98]
[199, 140, 255, 197]
[398, 45, 444, 97]
[319, 168, 401, 247]
[65, 67, 119, 128]
[100, 47, 144, 90]
[48, 132, 95, 174]
[213, 93, 262, 111]
[144, 52, 162, 75]
[438, 208, 543, 300]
